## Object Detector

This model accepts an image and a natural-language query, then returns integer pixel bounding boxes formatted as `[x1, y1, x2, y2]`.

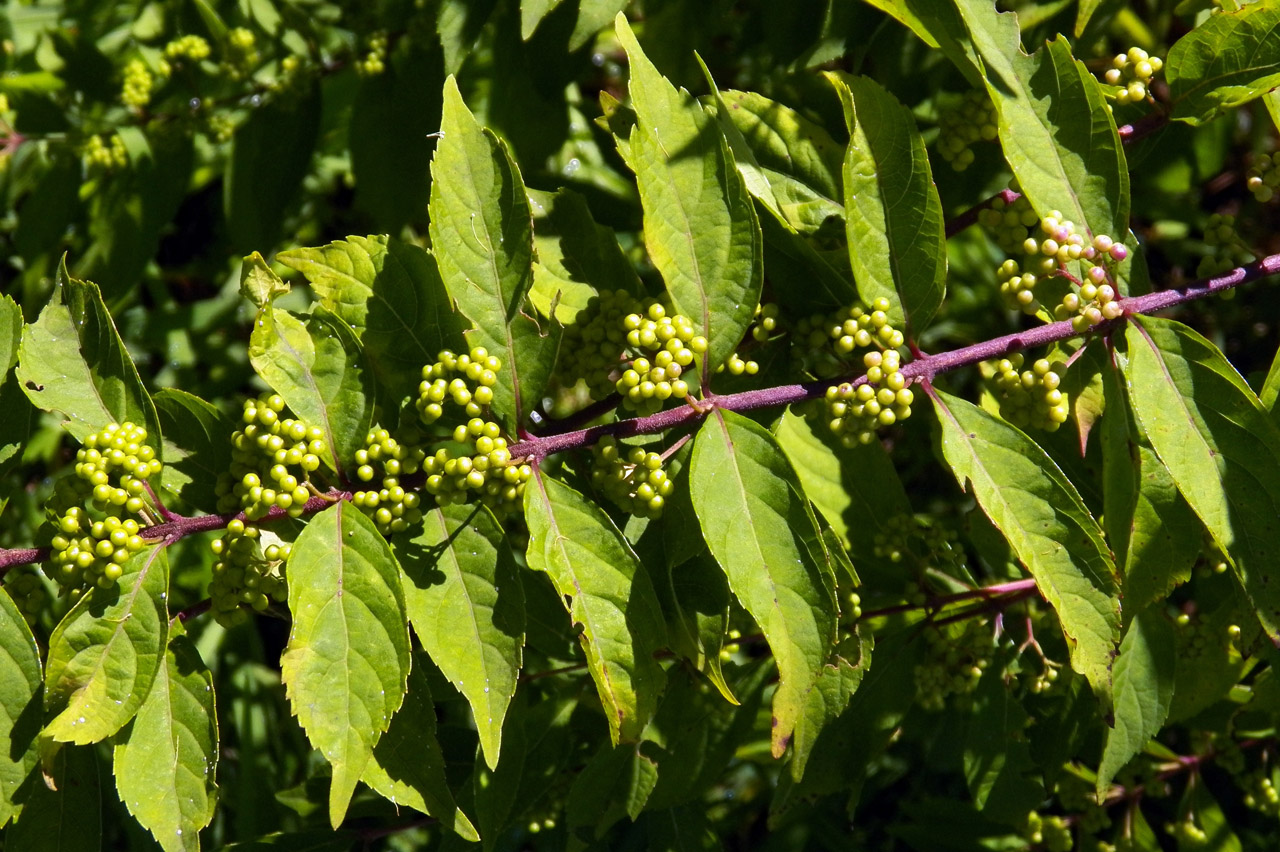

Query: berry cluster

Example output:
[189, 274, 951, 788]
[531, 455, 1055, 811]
[1023, 659, 1062, 694]
[48, 510, 150, 591]
[356, 33, 388, 76]
[935, 89, 998, 171]
[415, 347, 499, 424]
[793, 298, 906, 379]
[352, 427, 425, 535]
[208, 520, 289, 627]
[555, 289, 640, 398]
[1196, 213, 1253, 278]
[121, 58, 155, 109]
[1025, 812, 1073, 852]
[72, 421, 163, 515]
[615, 303, 705, 414]
[750, 302, 780, 343]
[1243, 770, 1280, 816]
[1102, 47, 1162, 106]
[588, 436, 674, 518]
[978, 190, 1040, 254]
[873, 514, 968, 578]
[223, 27, 259, 79]
[824, 348, 913, 446]
[913, 618, 992, 711]
[4, 567, 49, 625]
[1246, 152, 1280, 203]
[160, 34, 212, 74]
[215, 394, 326, 521]
[83, 134, 129, 173]
[985, 354, 1070, 432]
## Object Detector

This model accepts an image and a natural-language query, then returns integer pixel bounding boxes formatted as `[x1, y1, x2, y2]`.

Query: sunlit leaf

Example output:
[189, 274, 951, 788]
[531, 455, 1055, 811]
[0, 587, 41, 829]
[1167, 3, 1280, 125]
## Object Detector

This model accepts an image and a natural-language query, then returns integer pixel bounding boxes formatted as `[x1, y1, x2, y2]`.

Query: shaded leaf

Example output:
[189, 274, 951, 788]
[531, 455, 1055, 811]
[789, 630, 871, 781]
[689, 410, 837, 756]
[1123, 316, 1280, 642]
[399, 504, 524, 769]
[362, 652, 479, 840]
[647, 552, 734, 704]
[280, 503, 411, 828]
[43, 545, 169, 744]
[0, 587, 41, 829]
[616, 16, 763, 372]
[1167, 3, 1280, 125]
[963, 664, 1043, 823]
[4, 745, 100, 852]
[566, 742, 658, 842]
[429, 76, 558, 427]
[113, 628, 219, 852]
[523, 472, 667, 743]
[828, 72, 946, 331]
[932, 389, 1119, 695]
[1096, 607, 1175, 797]
[154, 389, 234, 513]
[16, 260, 161, 447]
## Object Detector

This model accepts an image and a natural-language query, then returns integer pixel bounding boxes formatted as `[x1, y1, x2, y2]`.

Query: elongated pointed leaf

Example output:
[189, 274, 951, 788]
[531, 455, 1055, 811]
[1123, 316, 1280, 641]
[566, 742, 658, 842]
[689, 410, 838, 756]
[828, 73, 945, 331]
[0, 587, 41, 829]
[944, 2, 1129, 239]
[362, 653, 479, 840]
[43, 545, 169, 744]
[648, 552, 735, 704]
[1167, 3, 1280, 125]
[113, 629, 218, 852]
[429, 76, 558, 427]
[399, 505, 524, 769]
[616, 15, 762, 372]
[16, 261, 161, 446]
[790, 631, 871, 781]
[523, 472, 667, 744]
[249, 304, 374, 471]
[5, 745, 100, 852]
[932, 389, 1119, 695]
[1096, 607, 1174, 796]
[280, 503, 411, 828]
[276, 236, 466, 397]
[963, 664, 1043, 821]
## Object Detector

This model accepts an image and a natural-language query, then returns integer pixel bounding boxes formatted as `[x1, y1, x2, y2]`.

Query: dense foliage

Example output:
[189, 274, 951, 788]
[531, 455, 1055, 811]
[3, 0, 1280, 849]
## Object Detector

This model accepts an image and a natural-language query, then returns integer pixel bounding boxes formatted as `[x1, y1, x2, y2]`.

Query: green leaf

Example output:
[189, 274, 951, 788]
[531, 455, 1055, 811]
[428, 76, 558, 428]
[16, 261, 161, 446]
[362, 652, 479, 840]
[689, 409, 838, 756]
[1167, 3, 1280, 125]
[1122, 316, 1280, 642]
[1096, 608, 1175, 797]
[647, 552, 735, 704]
[399, 505, 524, 769]
[222, 830, 359, 852]
[225, 85, 321, 252]
[566, 742, 659, 842]
[863, 0, 941, 47]
[280, 503, 411, 828]
[932, 389, 1119, 696]
[945, 1, 1130, 239]
[0, 587, 41, 829]
[521, 0, 565, 39]
[616, 16, 763, 372]
[239, 251, 290, 310]
[113, 629, 219, 852]
[523, 471, 667, 744]
[248, 303, 375, 471]
[0, 294, 20, 378]
[0, 380, 34, 483]
[154, 389, 234, 513]
[4, 745, 100, 852]
[963, 663, 1043, 823]
[43, 545, 169, 744]
[277, 236, 466, 400]
[1261, 342, 1280, 414]
[789, 630, 872, 781]
[827, 72, 946, 331]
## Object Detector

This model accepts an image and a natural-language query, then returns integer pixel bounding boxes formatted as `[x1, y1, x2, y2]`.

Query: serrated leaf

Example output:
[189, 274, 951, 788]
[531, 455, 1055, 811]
[1167, 2, 1280, 125]
[399, 505, 524, 769]
[1122, 316, 1280, 642]
[16, 260, 161, 447]
[1096, 607, 1174, 797]
[43, 545, 169, 744]
[689, 410, 837, 756]
[280, 503, 411, 828]
[276, 236, 466, 399]
[5, 744, 100, 852]
[566, 742, 658, 842]
[239, 252, 290, 309]
[648, 552, 735, 704]
[362, 652, 479, 841]
[963, 663, 1043, 822]
[429, 76, 558, 428]
[0, 587, 41, 829]
[113, 630, 218, 852]
[248, 304, 375, 471]
[932, 389, 1119, 695]
[616, 15, 763, 372]
[523, 471, 667, 744]
[0, 294, 20, 379]
[944, 1, 1129, 239]
[827, 72, 945, 332]
[154, 389, 234, 513]
[789, 630, 871, 781]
